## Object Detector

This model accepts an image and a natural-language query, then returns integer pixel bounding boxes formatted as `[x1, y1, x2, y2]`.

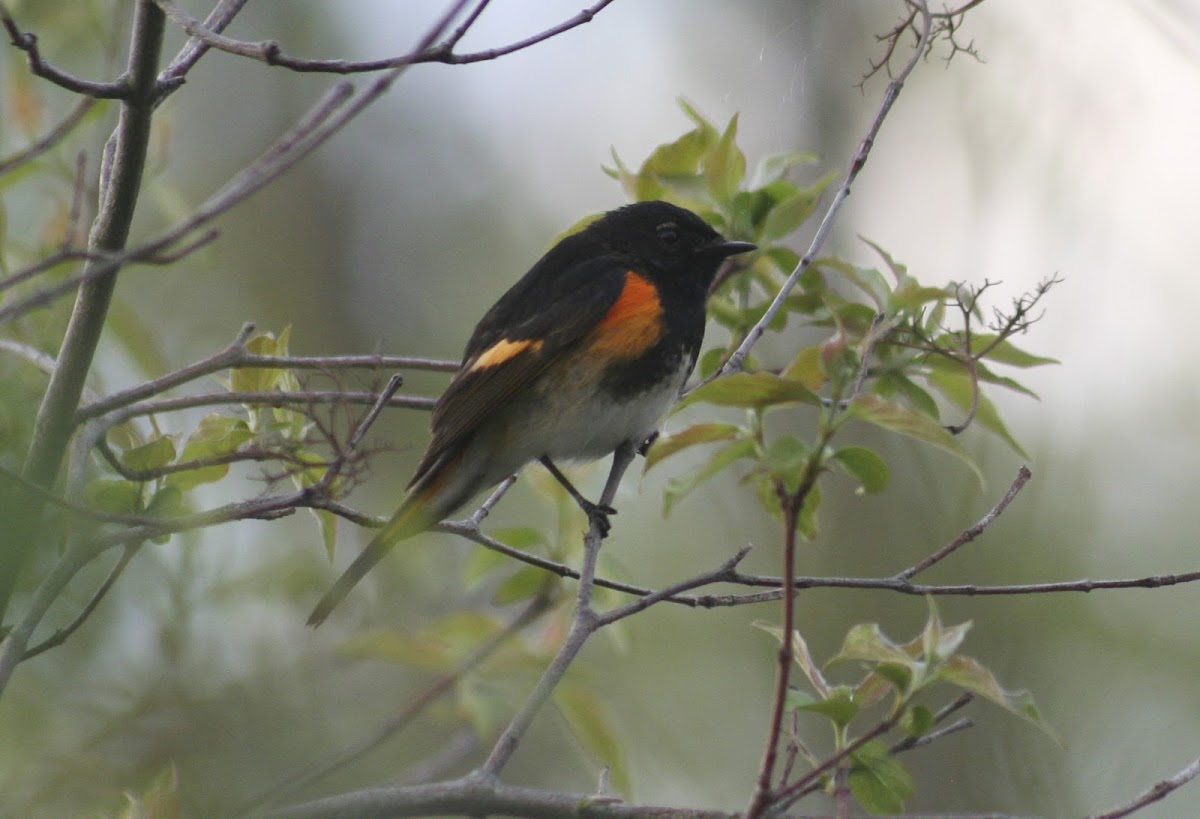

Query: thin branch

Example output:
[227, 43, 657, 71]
[152, 0, 616, 74]
[894, 465, 1031, 580]
[1089, 754, 1200, 819]
[479, 442, 635, 776]
[0, 5, 129, 98]
[158, 0, 251, 92]
[597, 546, 752, 626]
[0, 97, 97, 175]
[96, 389, 435, 427]
[21, 545, 138, 659]
[718, 1, 933, 377]
[76, 320, 455, 421]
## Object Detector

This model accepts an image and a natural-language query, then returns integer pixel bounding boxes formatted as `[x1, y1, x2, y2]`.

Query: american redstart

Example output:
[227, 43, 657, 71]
[307, 201, 755, 626]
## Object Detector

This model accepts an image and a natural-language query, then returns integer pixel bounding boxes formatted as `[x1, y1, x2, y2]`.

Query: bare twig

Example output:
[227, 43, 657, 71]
[718, 1, 933, 377]
[0, 97, 97, 175]
[95, 389, 434, 429]
[0, 4, 128, 98]
[894, 465, 1031, 580]
[158, 0, 251, 92]
[1089, 754, 1200, 819]
[152, 0, 616, 74]
[21, 545, 139, 659]
[76, 321, 455, 421]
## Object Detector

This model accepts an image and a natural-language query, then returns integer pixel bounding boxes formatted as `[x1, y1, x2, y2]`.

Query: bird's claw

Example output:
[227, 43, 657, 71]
[580, 499, 616, 538]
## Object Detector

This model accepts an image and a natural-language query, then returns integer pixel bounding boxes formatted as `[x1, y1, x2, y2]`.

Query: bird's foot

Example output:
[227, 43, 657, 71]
[579, 498, 617, 538]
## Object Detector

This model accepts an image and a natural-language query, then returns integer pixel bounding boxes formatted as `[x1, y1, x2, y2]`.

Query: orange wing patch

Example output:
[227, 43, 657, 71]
[590, 272, 663, 358]
[469, 338, 544, 372]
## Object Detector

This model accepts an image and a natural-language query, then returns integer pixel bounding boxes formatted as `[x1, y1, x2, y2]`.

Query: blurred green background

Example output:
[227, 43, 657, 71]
[3, 1, 1200, 816]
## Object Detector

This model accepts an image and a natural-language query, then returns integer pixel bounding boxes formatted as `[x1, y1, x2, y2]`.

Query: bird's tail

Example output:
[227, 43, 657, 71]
[306, 453, 469, 628]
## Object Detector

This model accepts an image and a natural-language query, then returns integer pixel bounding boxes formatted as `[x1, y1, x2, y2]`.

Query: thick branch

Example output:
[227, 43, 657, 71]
[0, 0, 166, 619]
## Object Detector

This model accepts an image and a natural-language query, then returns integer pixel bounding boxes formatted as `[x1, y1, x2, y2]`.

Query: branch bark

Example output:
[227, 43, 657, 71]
[0, 0, 166, 619]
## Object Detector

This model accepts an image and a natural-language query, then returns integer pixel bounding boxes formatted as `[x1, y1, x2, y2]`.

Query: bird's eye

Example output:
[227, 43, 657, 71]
[656, 222, 679, 245]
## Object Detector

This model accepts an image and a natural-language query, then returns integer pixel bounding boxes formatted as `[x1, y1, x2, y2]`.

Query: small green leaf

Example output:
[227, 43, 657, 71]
[675, 372, 820, 413]
[926, 366, 1029, 458]
[165, 414, 253, 491]
[849, 740, 914, 815]
[847, 394, 984, 485]
[831, 623, 914, 668]
[788, 684, 860, 728]
[748, 149, 818, 188]
[663, 438, 758, 516]
[765, 435, 809, 489]
[759, 188, 820, 241]
[643, 422, 742, 472]
[704, 114, 745, 203]
[555, 684, 632, 797]
[900, 703, 936, 737]
[310, 508, 338, 560]
[820, 257, 890, 311]
[966, 335, 1059, 368]
[832, 446, 889, 494]
[122, 435, 176, 472]
[755, 621, 829, 696]
[463, 547, 511, 590]
[696, 347, 727, 379]
[876, 374, 940, 420]
[231, 329, 291, 392]
[84, 479, 142, 514]
[782, 345, 825, 390]
[937, 655, 1063, 745]
[890, 280, 952, 312]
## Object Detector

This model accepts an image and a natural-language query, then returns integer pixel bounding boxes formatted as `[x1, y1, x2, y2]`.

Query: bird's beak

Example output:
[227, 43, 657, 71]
[706, 239, 757, 258]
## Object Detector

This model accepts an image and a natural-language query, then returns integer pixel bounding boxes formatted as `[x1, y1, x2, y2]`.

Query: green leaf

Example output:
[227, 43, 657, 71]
[782, 345, 825, 390]
[555, 684, 632, 797]
[890, 280, 952, 313]
[122, 435, 176, 472]
[787, 684, 860, 728]
[463, 547, 511, 591]
[847, 394, 984, 486]
[755, 621, 829, 695]
[310, 508, 338, 560]
[849, 740, 914, 814]
[937, 655, 1063, 745]
[764, 435, 809, 491]
[675, 372, 820, 413]
[643, 126, 712, 177]
[832, 446, 889, 495]
[165, 414, 253, 491]
[231, 329, 291, 392]
[900, 703, 935, 738]
[831, 623, 915, 668]
[965, 335, 1059, 368]
[759, 187, 820, 242]
[748, 149, 818, 189]
[704, 114, 745, 203]
[876, 374, 940, 420]
[820, 257, 890, 311]
[662, 438, 758, 516]
[926, 366, 1029, 458]
[146, 486, 186, 544]
[643, 422, 742, 472]
[921, 597, 971, 664]
[84, 479, 142, 514]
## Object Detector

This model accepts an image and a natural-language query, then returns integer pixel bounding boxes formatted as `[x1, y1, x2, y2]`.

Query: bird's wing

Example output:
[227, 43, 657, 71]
[408, 255, 634, 487]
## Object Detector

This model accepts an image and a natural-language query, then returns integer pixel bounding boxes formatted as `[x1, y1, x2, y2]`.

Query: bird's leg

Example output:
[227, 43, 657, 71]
[539, 456, 617, 537]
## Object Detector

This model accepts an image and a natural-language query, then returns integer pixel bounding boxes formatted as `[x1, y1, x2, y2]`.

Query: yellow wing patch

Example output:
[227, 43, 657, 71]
[590, 272, 663, 358]
[469, 338, 544, 372]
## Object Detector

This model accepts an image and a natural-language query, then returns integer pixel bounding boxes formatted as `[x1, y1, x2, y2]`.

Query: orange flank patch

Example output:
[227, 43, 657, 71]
[591, 272, 663, 358]
[469, 338, 544, 371]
